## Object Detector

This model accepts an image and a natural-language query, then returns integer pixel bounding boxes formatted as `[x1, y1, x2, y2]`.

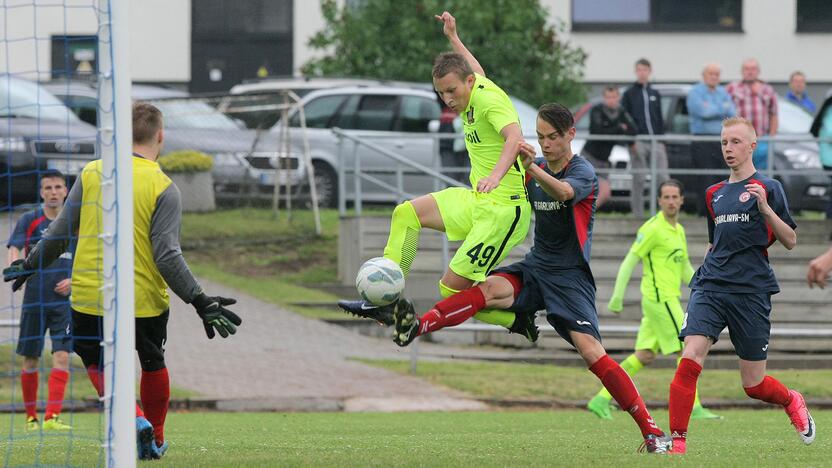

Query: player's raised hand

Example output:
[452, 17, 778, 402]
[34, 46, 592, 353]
[192, 293, 242, 339]
[477, 175, 501, 193]
[807, 247, 832, 289]
[518, 142, 536, 168]
[434, 11, 457, 38]
[744, 183, 771, 215]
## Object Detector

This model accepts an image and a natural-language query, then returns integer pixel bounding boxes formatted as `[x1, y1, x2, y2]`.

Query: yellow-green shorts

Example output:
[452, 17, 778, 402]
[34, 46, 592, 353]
[634, 296, 684, 355]
[431, 187, 530, 283]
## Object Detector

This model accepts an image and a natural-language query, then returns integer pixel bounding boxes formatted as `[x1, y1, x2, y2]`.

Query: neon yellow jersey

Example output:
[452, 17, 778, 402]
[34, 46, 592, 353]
[630, 213, 690, 302]
[71, 158, 172, 317]
[461, 73, 526, 205]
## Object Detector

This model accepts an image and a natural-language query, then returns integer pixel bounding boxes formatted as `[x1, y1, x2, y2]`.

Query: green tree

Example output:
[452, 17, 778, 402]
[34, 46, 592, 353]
[303, 0, 586, 107]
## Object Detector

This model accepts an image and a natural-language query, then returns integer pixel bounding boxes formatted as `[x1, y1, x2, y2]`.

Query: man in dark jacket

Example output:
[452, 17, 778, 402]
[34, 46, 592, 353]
[622, 58, 669, 217]
[582, 86, 638, 207]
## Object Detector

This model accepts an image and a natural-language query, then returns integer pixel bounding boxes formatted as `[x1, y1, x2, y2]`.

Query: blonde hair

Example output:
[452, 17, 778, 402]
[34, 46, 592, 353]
[722, 116, 757, 141]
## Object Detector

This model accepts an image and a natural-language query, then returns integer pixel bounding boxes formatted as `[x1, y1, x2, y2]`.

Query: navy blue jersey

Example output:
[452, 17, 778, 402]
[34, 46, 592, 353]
[690, 173, 796, 293]
[7, 209, 74, 307]
[526, 155, 598, 269]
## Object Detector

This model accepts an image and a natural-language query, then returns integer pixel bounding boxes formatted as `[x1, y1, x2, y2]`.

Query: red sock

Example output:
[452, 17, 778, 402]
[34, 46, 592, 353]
[87, 365, 145, 417]
[141, 368, 170, 445]
[744, 375, 792, 407]
[45, 369, 69, 419]
[21, 369, 38, 419]
[418, 287, 486, 335]
[589, 354, 662, 437]
[669, 358, 702, 441]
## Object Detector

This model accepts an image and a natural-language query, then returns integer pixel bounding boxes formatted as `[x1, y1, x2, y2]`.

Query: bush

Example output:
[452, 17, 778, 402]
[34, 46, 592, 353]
[158, 150, 214, 173]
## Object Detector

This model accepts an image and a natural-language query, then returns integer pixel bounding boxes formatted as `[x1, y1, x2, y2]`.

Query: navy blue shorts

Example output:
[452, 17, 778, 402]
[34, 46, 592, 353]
[493, 260, 601, 347]
[680, 289, 771, 361]
[16, 305, 72, 358]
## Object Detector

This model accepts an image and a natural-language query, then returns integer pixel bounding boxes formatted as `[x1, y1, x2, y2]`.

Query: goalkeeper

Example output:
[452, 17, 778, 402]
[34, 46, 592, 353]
[587, 179, 720, 421]
[4, 102, 241, 460]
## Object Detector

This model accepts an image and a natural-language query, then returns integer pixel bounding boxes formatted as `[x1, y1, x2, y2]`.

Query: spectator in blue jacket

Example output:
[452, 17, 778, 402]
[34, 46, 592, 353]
[687, 63, 736, 214]
[786, 71, 816, 114]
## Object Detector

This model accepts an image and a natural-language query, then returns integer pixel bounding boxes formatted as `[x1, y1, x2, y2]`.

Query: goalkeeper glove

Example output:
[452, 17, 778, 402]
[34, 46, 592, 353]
[191, 293, 242, 339]
[3, 259, 32, 292]
[607, 296, 623, 314]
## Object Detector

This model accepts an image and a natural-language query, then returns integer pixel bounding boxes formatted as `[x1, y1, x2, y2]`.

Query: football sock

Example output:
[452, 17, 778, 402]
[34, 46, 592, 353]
[589, 354, 662, 437]
[677, 356, 704, 408]
[141, 368, 170, 445]
[744, 375, 791, 407]
[87, 365, 145, 417]
[596, 353, 644, 401]
[45, 368, 69, 418]
[382, 201, 421, 277]
[419, 287, 487, 335]
[669, 358, 702, 441]
[21, 369, 38, 419]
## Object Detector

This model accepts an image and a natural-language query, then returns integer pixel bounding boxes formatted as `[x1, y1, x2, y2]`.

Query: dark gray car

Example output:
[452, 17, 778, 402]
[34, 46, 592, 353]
[1, 76, 97, 206]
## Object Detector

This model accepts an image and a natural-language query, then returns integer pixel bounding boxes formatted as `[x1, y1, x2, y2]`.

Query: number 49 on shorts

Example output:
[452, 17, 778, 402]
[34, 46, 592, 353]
[466, 242, 496, 267]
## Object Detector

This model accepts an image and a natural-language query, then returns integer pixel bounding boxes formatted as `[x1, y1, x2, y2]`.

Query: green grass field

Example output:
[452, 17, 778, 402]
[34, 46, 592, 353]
[0, 410, 829, 467]
[362, 359, 832, 401]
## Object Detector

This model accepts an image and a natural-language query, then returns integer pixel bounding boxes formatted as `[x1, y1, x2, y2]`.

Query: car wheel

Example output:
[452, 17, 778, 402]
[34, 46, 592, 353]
[310, 161, 338, 208]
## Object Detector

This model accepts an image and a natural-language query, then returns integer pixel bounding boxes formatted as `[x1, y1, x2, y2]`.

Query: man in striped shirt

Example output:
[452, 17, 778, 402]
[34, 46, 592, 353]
[726, 58, 778, 169]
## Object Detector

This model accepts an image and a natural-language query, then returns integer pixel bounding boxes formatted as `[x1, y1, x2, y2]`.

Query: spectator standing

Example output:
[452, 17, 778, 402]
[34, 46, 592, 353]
[726, 58, 778, 169]
[786, 71, 816, 114]
[687, 63, 736, 214]
[581, 86, 637, 207]
[622, 58, 668, 217]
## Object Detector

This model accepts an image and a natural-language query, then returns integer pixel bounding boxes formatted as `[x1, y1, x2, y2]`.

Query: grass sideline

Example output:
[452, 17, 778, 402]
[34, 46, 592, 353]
[181, 207, 391, 320]
[0, 410, 829, 466]
[360, 359, 832, 402]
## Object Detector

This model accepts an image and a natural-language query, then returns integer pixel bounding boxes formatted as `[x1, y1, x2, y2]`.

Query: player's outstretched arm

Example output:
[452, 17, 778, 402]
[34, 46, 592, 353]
[609, 251, 640, 313]
[519, 143, 575, 201]
[435, 11, 485, 76]
[477, 122, 524, 193]
[807, 246, 832, 289]
[745, 183, 796, 249]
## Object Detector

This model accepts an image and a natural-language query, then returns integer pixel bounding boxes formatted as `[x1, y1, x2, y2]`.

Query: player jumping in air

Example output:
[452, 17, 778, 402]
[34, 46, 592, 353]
[587, 179, 721, 421]
[667, 117, 814, 454]
[338, 11, 536, 340]
[388, 103, 673, 454]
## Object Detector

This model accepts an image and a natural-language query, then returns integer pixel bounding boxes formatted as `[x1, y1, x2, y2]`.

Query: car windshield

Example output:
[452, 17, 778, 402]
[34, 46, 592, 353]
[0, 76, 80, 122]
[777, 98, 813, 134]
[150, 99, 241, 130]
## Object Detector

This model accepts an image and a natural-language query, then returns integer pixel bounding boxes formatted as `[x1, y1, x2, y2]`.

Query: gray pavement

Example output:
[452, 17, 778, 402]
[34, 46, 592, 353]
[0, 214, 486, 412]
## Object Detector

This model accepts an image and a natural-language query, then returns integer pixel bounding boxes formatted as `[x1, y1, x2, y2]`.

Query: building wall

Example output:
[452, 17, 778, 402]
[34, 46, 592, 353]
[0, 0, 190, 83]
[293, 0, 329, 75]
[542, 0, 831, 85]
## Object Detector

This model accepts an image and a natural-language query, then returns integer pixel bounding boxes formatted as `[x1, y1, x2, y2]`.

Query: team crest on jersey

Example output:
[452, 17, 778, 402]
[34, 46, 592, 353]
[466, 106, 475, 124]
[739, 192, 751, 202]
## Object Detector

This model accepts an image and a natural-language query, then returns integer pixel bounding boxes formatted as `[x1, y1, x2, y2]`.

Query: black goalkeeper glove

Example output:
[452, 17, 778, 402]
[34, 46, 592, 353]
[3, 259, 32, 292]
[191, 293, 242, 339]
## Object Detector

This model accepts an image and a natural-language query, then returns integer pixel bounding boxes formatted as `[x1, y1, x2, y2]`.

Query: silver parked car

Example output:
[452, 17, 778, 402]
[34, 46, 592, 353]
[43, 81, 306, 200]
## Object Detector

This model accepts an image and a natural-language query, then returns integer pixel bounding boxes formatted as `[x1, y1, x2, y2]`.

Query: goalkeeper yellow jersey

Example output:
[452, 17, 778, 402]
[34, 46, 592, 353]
[461, 73, 527, 206]
[71, 157, 172, 317]
[630, 212, 690, 302]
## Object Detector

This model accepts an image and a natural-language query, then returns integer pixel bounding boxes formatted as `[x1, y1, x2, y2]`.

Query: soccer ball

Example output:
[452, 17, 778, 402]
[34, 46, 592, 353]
[355, 257, 405, 306]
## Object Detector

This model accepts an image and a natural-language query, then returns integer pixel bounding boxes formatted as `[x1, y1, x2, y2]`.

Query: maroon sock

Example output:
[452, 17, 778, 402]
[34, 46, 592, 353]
[669, 358, 702, 441]
[744, 375, 791, 407]
[589, 354, 662, 437]
[141, 368, 170, 445]
[88, 365, 145, 417]
[44, 369, 69, 418]
[418, 287, 486, 335]
[21, 370, 38, 419]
